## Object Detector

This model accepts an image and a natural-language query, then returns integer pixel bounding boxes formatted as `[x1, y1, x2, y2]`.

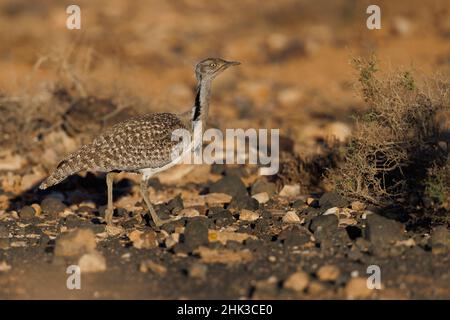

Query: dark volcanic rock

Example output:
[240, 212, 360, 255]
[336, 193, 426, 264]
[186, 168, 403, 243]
[208, 210, 235, 227]
[309, 214, 339, 233]
[167, 195, 184, 213]
[229, 194, 259, 211]
[279, 226, 311, 247]
[209, 175, 247, 197]
[19, 206, 36, 220]
[183, 218, 209, 250]
[41, 197, 66, 218]
[431, 226, 450, 249]
[319, 192, 349, 210]
[365, 214, 405, 247]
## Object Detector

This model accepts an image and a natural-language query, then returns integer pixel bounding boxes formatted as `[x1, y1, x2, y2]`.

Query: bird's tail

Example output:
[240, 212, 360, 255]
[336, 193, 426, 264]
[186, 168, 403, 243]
[39, 153, 86, 190]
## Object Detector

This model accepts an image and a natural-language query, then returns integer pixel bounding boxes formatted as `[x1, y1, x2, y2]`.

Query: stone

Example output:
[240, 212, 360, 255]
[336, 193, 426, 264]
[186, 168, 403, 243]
[166, 195, 184, 213]
[252, 192, 270, 204]
[345, 277, 373, 299]
[209, 209, 235, 227]
[41, 197, 67, 218]
[309, 214, 339, 233]
[184, 219, 209, 250]
[78, 251, 106, 273]
[283, 271, 309, 292]
[431, 226, 450, 248]
[319, 192, 349, 210]
[0, 261, 12, 272]
[139, 260, 167, 276]
[365, 214, 405, 247]
[203, 193, 232, 206]
[128, 230, 158, 249]
[54, 228, 96, 257]
[251, 179, 277, 196]
[239, 209, 260, 222]
[195, 246, 253, 265]
[279, 184, 300, 198]
[229, 194, 259, 211]
[19, 206, 36, 220]
[208, 230, 256, 245]
[279, 225, 311, 247]
[31, 204, 42, 216]
[178, 208, 200, 218]
[282, 211, 301, 223]
[188, 263, 208, 279]
[209, 175, 247, 197]
[317, 265, 340, 282]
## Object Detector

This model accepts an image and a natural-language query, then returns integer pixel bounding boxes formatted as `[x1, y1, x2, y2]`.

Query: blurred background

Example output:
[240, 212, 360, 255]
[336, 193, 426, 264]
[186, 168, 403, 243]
[1, 0, 449, 163]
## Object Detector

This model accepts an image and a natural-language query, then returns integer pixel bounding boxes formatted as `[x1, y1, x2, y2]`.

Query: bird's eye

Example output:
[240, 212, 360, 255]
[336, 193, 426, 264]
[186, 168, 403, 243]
[210, 63, 217, 67]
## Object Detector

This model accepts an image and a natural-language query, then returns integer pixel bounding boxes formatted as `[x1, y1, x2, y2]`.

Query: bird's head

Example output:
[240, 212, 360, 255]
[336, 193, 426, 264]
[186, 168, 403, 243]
[195, 58, 240, 81]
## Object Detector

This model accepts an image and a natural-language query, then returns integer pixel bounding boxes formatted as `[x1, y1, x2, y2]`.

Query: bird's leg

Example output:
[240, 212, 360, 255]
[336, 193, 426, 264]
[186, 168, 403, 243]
[139, 176, 173, 228]
[105, 172, 117, 225]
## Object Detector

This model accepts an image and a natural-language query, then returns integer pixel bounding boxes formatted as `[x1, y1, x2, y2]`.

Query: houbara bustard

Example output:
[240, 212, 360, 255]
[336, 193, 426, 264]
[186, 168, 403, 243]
[39, 58, 240, 227]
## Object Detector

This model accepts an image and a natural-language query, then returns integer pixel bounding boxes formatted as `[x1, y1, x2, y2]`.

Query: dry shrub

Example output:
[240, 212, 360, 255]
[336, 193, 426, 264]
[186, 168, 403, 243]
[329, 56, 450, 206]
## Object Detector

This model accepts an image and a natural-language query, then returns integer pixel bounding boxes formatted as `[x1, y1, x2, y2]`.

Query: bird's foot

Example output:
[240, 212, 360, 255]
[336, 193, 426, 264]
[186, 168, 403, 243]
[152, 215, 177, 228]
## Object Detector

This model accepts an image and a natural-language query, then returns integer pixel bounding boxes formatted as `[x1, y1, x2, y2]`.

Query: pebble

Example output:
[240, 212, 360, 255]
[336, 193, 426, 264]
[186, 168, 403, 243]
[279, 184, 300, 198]
[195, 247, 253, 265]
[316, 265, 340, 282]
[203, 193, 232, 206]
[166, 195, 184, 213]
[178, 208, 200, 218]
[19, 206, 35, 220]
[209, 210, 235, 227]
[282, 211, 301, 223]
[431, 226, 450, 248]
[252, 192, 269, 204]
[128, 230, 158, 249]
[0, 261, 12, 272]
[283, 271, 309, 292]
[209, 175, 247, 198]
[239, 209, 260, 222]
[78, 251, 106, 273]
[251, 179, 277, 196]
[365, 214, 405, 247]
[229, 194, 259, 211]
[309, 214, 339, 233]
[188, 262, 208, 279]
[319, 192, 349, 210]
[345, 277, 373, 299]
[184, 219, 209, 250]
[279, 225, 311, 247]
[41, 197, 67, 218]
[139, 260, 167, 276]
[54, 228, 97, 257]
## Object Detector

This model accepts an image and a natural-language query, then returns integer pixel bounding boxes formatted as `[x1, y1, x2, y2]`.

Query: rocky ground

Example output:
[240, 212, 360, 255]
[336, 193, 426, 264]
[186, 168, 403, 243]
[0, 0, 449, 299]
[0, 163, 449, 299]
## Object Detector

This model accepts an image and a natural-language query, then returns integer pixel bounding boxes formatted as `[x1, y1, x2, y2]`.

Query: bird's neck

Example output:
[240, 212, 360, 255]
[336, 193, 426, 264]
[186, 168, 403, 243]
[191, 78, 212, 129]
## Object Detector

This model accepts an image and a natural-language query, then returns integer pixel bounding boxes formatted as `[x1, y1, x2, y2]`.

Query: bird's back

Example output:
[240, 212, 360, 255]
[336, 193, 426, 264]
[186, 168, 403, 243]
[40, 112, 187, 189]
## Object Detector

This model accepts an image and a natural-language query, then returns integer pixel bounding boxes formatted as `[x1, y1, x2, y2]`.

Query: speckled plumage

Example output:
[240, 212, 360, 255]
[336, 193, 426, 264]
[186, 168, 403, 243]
[40, 112, 186, 189]
[39, 58, 240, 227]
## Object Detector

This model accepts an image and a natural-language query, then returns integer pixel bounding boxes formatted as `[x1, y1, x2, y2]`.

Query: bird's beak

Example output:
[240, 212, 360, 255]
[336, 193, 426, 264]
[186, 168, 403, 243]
[225, 60, 241, 67]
